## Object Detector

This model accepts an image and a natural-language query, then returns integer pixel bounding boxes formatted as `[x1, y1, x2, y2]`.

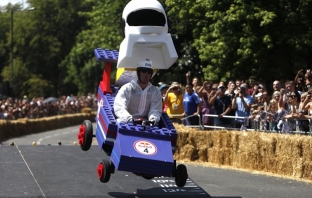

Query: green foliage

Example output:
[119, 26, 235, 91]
[1, 0, 312, 97]
[166, 0, 312, 83]
[22, 74, 54, 98]
[60, 0, 125, 95]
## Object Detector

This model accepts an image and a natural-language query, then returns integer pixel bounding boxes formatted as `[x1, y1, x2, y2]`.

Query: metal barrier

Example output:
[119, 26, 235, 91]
[168, 112, 312, 135]
[284, 118, 312, 135]
[202, 114, 254, 131]
[168, 114, 203, 129]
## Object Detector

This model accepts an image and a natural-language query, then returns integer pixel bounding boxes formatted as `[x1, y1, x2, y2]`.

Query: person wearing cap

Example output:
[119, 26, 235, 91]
[164, 81, 184, 123]
[232, 83, 254, 128]
[114, 59, 162, 125]
[208, 84, 232, 127]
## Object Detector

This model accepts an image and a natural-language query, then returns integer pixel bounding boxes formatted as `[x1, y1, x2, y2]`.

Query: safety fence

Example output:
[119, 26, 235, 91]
[168, 113, 312, 135]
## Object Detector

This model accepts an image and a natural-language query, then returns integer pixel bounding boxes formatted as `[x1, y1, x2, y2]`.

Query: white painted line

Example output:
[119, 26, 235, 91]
[16, 145, 46, 198]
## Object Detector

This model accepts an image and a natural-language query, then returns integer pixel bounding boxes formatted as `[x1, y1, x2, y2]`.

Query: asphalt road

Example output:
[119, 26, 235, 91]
[1, 124, 312, 198]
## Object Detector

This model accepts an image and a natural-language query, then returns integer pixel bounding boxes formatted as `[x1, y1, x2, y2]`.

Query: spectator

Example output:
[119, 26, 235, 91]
[198, 81, 214, 126]
[182, 83, 201, 126]
[272, 80, 281, 92]
[225, 81, 236, 97]
[209, 84, 232, 127]
[164, 81, 184, 124]
[294, 69, 306, 91]
[282, 92, 301, 132]
[159, 84, 170, 112]
[247, 76, 257, 95]
[232, 83, 254, 128]
[186, 71, 200, 93]
[297, 92, 310, 133]
[235, 79, 242, 92]
[262, 91, 270, 106]
[266, 99, 278, 131]
[304, 89, 312, 118]
[285, 81, 301, 98]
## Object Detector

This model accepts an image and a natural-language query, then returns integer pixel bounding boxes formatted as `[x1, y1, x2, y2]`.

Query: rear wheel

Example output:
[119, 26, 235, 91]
[77, 120, 93, 151]
[175, 164, 188, 187]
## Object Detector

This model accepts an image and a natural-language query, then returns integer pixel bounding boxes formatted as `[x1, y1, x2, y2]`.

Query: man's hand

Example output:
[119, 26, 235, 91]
[148, 118, 158, 126]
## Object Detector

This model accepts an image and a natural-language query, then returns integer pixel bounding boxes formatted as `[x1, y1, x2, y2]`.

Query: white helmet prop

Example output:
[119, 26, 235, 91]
[136, 59, 154, 83]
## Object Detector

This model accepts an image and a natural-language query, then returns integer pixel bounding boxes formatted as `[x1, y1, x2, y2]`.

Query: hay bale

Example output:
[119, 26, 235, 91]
[172, 124, 312, 181]
[81, 108, 92, 113]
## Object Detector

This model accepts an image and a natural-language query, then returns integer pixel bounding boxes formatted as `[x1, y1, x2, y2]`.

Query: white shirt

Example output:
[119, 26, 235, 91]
[114, 80, 162, 123]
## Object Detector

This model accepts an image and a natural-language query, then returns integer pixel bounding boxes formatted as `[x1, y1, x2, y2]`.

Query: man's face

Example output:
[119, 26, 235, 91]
[139, 69, 152, 84]
[248, 79, 256, 86]
[273, 81, 281, 91]
[236, 80, 241, 87]
[230, 83, 235, 90]
[185, 85, 193, 93]
[285, 83, 295, 92]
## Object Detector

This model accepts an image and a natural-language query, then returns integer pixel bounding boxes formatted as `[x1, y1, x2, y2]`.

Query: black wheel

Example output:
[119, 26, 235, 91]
[175, 164, 188, 187]
[77, 120, 93, 151]
[97, 159, 112, 183]
[142, 175, 154, 180]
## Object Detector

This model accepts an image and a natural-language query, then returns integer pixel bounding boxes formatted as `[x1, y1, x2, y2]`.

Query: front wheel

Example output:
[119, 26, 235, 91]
[175, 164, 188, 187]
[97, 159, 112, 183]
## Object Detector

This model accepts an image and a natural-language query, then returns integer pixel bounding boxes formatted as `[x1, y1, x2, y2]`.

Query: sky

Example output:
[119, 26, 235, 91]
[0, 0, 27, 7]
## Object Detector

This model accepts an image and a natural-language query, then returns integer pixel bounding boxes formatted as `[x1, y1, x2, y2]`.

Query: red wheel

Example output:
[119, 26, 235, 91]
[77, 120, 93, 151]
[97, 159, 112, 183]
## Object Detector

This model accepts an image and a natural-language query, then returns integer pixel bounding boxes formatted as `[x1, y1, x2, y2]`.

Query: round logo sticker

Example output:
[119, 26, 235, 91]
[134, 140, 157, 155]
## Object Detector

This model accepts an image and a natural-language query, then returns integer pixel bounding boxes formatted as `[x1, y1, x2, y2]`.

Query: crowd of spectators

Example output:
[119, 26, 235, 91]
[2, 69, 312, 133]
[158, 70, 312, 133]
[0, 94, 97, 120]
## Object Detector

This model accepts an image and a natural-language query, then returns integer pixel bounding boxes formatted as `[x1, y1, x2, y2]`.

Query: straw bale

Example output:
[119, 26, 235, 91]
[175, 144, 197, 161]
[301, 162, 312, 180]
[302, 138, 312, 162]
[81, 108, 92, 113]
[0, 112, 96, 143]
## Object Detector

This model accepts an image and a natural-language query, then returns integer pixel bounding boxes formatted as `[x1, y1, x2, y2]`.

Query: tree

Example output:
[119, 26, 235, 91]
[165, 0, 312, 84]
[0, 0, 90, 97]
[60, 0, 126, 95]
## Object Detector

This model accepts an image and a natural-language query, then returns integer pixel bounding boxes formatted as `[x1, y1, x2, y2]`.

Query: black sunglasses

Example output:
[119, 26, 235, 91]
[140, 69, 153, 74]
